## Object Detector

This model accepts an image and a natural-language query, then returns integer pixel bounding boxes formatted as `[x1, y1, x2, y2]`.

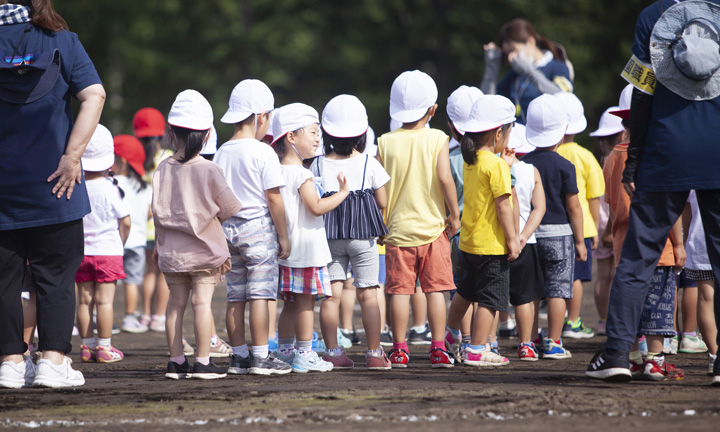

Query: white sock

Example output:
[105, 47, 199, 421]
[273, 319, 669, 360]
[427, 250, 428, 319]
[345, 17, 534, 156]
[411, 325, 426, 332]
[231, 344, 249, 358]
[82, 337, 97, 349]
[210, 334, 219, 345]
[252, 345, 269, 359]
[297, 339, 312, 353]
[98, 338, 111, 348]
[328, 347, 343, 356]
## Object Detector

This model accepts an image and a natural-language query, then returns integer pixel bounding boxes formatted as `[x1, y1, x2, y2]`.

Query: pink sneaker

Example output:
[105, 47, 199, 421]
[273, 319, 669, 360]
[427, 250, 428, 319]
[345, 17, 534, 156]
[464, 347, 509, 367]
[322, 348, 354, 370]
[444, 330, 461, 361]
[80, 345, 96, 363]
[96, 345, 124, 363]
[365, 349, 391, 370]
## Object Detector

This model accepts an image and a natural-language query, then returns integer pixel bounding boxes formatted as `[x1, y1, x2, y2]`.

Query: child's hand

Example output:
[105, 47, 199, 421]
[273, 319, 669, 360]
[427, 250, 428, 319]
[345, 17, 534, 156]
[278, 235, 291, 260]
[152, 247, 159, 265]
[377, 235, 385, 246]
[601, 230, 613, 248]
[337, 172, 349, 193]
[575, 240, 588, 262]
[519, 232, 528, 249]
[673, 244, 687, 273]
[220, 258, 232, 275]
[507, 237, 521, 262]
[445, 215, 460, 237]
[591, 235, 598, 250]
[500, 147, 515, 166]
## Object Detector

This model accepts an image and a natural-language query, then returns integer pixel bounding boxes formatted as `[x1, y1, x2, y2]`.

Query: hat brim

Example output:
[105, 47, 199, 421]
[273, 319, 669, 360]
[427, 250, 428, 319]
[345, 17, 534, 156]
[82, 154, 115, 172]
[322, 124, 368, 139]
[589, 125, 625, 137]
[127, 159, 146, 177]
[525, 125, 566, 148]
[389, 106, 431, 124]
[220, 110, 253, 124]
[566, 116, 587, 135]
[609, 109, 629, 119]
[650, 1, 720, 101]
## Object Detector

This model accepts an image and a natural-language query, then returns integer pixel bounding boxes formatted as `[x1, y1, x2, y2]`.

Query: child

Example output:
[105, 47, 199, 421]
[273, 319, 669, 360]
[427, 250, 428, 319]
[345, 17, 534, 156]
[520, 94, 586, 360]
[377, 70, 461, 368]
[113, 135, 153, 334]
[555, 92, 605, 340]
[152, 90, 242, 379]
[311, 95, 392, 370]
[445, 94, 520, 367]
[75, 125, 131, 364]
[212, 79, 292, 375]
[272, 103, 348, 373]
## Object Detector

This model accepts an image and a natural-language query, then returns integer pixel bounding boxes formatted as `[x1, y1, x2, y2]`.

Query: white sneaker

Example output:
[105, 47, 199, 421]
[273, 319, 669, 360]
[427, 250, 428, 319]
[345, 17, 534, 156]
[679, 335, 708, 353]
[291, 351, 333, 373]
[33, 357, 84, 388]
[709, 353, 717, 376]
[0, 357, 36, 388]
[121, 314, 149, 333]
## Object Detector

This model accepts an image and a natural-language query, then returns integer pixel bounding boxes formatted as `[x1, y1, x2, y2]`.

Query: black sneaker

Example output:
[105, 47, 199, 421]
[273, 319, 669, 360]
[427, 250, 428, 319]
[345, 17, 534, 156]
[586, 350, 632, 382]
[380, 327, 393, 347]
[165, 359, 192, 379]
[340, 328, 360, 345]
[249, 353, 292, 375]
[191, 361, 227, 380]
[408, 324, 431, 345]
[228, 353, 252, 375]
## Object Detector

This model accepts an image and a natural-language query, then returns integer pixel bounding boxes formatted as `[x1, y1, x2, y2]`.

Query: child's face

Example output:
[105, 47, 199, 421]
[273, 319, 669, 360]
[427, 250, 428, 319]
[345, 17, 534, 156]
[292, 123, 320, 159]
[494, 123, 513, 154]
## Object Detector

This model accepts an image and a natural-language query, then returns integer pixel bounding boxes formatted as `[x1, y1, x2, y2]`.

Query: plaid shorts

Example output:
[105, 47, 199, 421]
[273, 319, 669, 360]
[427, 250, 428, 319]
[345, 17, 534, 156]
[685, 268, 715, 282]
[278, 265, 332, 301]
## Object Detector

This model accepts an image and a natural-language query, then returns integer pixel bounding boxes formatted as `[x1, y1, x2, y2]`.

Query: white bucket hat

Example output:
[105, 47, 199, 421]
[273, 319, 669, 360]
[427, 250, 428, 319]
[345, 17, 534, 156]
[458, 95, 516, 134]
[525, 94, 568, 148]
[590, 106, 625, 137]
[650, 0, 720, 101]
[82, 124, 115, 172]
[321, 94, 368, 138]
[609, 84, 633, 119]
[220, 79, 274, 124]
[389, 70, 438, 123]
[446, 85, 484, 135]
[553, 92, 587, 135]
[508, 123, 534, 153]
[270, 103, 319, 145]
[168, 89, 213, 131]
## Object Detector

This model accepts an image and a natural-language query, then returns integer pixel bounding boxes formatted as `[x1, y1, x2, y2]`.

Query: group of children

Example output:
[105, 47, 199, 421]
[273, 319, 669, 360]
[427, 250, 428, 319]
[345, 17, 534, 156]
[61, 68, 717, 382]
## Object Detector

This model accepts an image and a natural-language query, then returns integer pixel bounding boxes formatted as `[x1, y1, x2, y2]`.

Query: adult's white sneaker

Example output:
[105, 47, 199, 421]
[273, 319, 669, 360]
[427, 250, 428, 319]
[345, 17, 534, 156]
[33, 357, 84, 388]
[0, 357, 36, 388]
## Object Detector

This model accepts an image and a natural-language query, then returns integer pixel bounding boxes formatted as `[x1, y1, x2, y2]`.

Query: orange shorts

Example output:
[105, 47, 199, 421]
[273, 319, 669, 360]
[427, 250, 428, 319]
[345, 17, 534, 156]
[384, 233, 455, 295]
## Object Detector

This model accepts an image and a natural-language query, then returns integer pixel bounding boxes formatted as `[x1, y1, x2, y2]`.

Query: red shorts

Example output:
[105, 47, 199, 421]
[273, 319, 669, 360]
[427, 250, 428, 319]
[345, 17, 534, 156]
[384, 233, 455, 295]
[75, 256, 126, 283]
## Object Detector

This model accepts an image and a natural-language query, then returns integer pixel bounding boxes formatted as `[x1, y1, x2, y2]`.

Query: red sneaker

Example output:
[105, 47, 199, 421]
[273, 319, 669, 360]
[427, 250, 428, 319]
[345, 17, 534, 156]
[643, 358, 684, 381]
[630, 359, 644, 379]
[430, 348, 455, 368]
[517, 343, 539, 362]
[388, 348, 409, 368]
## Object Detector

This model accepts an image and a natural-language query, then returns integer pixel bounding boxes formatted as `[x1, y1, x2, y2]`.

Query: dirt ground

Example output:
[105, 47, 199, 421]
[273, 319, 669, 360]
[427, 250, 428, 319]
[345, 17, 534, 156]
[2, 282, 719, 431]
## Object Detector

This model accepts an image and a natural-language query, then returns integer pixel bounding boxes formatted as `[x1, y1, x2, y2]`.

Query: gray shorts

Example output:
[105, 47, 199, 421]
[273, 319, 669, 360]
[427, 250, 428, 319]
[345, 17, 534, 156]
[327, 238, 379, 288]
[536, 235, 575, 299]
[123, 246, 146, 285]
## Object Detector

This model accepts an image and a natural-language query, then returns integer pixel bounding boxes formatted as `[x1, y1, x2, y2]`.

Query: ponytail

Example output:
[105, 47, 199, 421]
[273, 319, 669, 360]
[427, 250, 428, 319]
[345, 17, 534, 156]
[14, 0, 69, 32]
[107, 171, 125, 199]
[170, 126, 209, 163]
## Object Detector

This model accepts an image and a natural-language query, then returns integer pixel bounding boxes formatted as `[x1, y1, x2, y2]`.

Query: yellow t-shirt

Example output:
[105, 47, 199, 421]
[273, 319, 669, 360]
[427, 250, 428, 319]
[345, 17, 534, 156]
[558, 142, 605, 238]
[459, 151, 512, 255]
[378, 128, 449, 247]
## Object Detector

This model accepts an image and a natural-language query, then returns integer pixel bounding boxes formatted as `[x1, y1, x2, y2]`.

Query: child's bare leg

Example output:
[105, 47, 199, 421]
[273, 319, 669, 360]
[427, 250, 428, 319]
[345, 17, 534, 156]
[425, 291, 447, 342]
[226, 301, 247, 346]
[320, 281, 343, 350]
[698, 280, 718, 354]
[190, 280, 215, 359]
[268, 300, 277, 337]
[646, 335, 664, 355]
[681, 286, 699, 334]
[377, 286, 386, 329]
[249, 299, 270, 347]
[390, 294, 411, 343]
[294, 294, 315, 343]
[357, 287, 381, 350]
[547, 297, 567, 341]
[566, 279, 583, 322]
[471, 306, 496, 346]
[340, 278, 356, 331]
[446, 294, 472, 331]
[277, 300, 295, 340]
[515, 301, 535, 344]
[489, 310, 500, 344]
[165, 283, 190, 358]
[95, 282, 117, 340]
[76, 282, 95, 339]
[142, 251, 158, 317]
[532, 299, 541, 341]
[460, 306, 473, 338]
[410, 284, 427, 328]
[124, 283, 139, 316]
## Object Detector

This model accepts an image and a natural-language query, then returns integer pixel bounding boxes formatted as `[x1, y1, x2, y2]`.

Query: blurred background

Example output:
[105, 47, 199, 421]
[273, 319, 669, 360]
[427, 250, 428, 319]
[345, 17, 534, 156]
[59, 0, 647, 148]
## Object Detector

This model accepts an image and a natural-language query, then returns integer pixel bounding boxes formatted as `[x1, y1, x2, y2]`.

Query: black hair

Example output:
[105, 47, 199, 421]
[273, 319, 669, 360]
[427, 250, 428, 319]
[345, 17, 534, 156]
[107, 171, 125, 199]
[272, 127, 304, 160]
[114, 155, 148, 191]
[460, 123, 512, 166]
[321, 128, 366, 156]
[138, 136, 160, 173]
[170, 125, 209, 163]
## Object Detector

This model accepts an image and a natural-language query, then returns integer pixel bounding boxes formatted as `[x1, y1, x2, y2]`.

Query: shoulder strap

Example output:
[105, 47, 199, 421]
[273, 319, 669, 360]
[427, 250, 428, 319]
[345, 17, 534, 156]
[361, 155, 369, 190]
[9, 23, 32, 65]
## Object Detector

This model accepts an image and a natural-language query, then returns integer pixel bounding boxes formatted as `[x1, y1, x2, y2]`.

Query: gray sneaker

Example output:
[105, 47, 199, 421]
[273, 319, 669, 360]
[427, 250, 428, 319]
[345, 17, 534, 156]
[228, 353, 252, 375]
[408, 324, 431, 345]
[249, 353, 292, 375]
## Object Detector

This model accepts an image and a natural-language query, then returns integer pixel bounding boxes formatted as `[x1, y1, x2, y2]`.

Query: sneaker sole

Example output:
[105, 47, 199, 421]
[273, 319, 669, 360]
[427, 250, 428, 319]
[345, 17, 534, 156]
[33, 376, 85, 388]
[367, 365, 392, 371]
[191, 373, 227, 380]
[712, 376, 720, 386]
[463, 360, 508, 367]
[561, 331, 594, 339]
[585, 369, 632, 382]
[165, 372, 192, 379]
[209, 352, 232, 358]
[390, 363, 408, 369]
[431, 363, 454, 368]
[519, 357, 539, 362]
[97, 357, 123, 363]
[679, 348, 708, 354]
[0, 377, 25, 389]
[249, 367, 292, 375]
[227, 367, 249, 375]
[543, 353, 572, 360]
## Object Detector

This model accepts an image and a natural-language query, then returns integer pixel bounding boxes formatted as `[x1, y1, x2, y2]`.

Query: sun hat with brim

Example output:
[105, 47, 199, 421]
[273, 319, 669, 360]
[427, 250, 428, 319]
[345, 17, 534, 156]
[590, 106, 625, 137]
[132, 107, 166, 138]
[446, 85, 484, 135]
[389, 70, 438, 123]
[609, 84, 633, 119]
[270, 103, 319, 145]
[322, 94, 368, 138]
[221, 79, 274, 124]
[525, 94, 568, 148]
[113, 134, 146, 176]
[508, 123, 534, 153]
[168, 89, 213, 131]
[650, 0, 720, 101]
[0, 48, 60, 104]
[458, 95, 516, 134]
[82, 124, 115, 172]
[554, 92, 587, 135]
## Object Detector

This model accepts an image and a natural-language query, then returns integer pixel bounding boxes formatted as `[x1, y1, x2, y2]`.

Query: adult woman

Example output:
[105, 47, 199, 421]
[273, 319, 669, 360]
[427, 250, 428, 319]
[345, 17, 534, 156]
[480, 19, 573, 124]
[0, 0, 105, 388]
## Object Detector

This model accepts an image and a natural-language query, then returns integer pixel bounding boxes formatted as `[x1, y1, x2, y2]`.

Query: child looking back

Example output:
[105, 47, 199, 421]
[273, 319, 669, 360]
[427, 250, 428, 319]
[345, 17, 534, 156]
[377, 70, 461, 368]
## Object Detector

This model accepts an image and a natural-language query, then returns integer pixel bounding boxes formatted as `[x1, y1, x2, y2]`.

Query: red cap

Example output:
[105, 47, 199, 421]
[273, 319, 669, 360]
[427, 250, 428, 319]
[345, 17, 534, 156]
[132, 107, 166, 138]
[113, 135, 146, 177]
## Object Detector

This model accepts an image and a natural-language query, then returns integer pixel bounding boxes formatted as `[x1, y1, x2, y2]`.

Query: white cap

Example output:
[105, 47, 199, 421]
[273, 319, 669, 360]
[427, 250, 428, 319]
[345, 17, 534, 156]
[167, 89, 213, 131]
[321, 94, 368, 138]
[446, 85, 484, 134]
[82, 124, 115, 172]
[609, 84, 633, 119]
[220, 79, 274, 124]
[389, 70, 438, 123]
[200, 125, 218, 155]
[525, 94, 568, 148]
[270, 103, 319, 145]
[554, 92, 587, 135]
[458, 95, 516, 134]
[508, 123, 534, 153]
[589, 106, 625, 137]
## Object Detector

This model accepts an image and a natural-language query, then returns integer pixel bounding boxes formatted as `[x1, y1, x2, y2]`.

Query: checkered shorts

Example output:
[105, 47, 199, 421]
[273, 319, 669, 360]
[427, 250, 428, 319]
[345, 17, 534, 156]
[278, 265, 332, 301]
[685, 268, 715, 282]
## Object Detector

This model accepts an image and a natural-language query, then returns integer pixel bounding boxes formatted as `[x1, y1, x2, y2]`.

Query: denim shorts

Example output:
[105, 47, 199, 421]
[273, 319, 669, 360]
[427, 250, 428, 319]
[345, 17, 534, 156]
[639, 267, 677, 337]
[536, 235, 575, 299]
[327, 238, 379, 288]
[456, 252, 509, 313]
[123, 246, 146, 285]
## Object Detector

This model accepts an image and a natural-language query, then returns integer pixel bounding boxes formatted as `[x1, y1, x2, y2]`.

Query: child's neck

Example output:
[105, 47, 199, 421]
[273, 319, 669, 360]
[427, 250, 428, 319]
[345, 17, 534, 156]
[401, 115, 430, 131]
[561, 135, 576, 144]
[281, 151, 303, 166]
[230, 123, 259, 141]
[326, 149, 360, 160]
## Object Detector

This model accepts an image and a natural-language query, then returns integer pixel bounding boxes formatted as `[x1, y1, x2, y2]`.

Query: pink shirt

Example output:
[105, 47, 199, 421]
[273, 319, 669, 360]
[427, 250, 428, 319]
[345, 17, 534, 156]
[152, 157, 242, 273]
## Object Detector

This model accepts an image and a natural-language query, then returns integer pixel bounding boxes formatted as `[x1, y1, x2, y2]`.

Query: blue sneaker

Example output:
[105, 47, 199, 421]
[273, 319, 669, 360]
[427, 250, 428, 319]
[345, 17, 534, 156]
[312, 332, 326, 353]
[291, 351, 333, 373]
[562, 318, 594, 339]
[337, 328, 353, 349]
[543, 338, 572, 359]
[268, 333, 279, 353]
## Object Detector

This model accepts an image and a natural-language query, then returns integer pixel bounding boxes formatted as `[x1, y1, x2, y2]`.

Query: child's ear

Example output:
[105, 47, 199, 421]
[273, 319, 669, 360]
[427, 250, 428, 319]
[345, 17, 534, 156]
[428, 104, 438, 118]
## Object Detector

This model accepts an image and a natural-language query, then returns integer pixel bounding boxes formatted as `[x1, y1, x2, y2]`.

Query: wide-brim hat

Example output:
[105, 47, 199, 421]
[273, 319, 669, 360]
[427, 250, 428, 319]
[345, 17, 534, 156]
[0, 48, 60, 104]
[200, 125, 218, 155]
[650, 0, 720, 101]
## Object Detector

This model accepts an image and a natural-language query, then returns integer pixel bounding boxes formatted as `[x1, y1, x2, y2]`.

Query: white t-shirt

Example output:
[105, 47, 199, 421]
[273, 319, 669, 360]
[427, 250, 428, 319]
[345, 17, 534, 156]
[310, 154, 390, 193]
[213, 138, 285, 220]
[116, 175, 152, 249]
[83, 178, 130, 256]
[513, 161, 537, 244]
[686, 190, 711, 271]
[279, 165, 332, 268]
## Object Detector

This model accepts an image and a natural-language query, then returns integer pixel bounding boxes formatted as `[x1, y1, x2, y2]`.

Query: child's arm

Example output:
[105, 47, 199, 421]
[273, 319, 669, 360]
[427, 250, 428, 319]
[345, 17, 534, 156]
[266, 187, 291, 260]
[298, 172, 349, 217]
[374, 185, 388, 210]
[520, 167, 546, 248]
[670, 214, 686, 272]
[512, 188, 520, 245]
[566, 192, 587, 262]
[436, 139, 461, 236]
[588, 197, 600, 250]
[118, 215, 131, 246]
[495, 194, 520, 261]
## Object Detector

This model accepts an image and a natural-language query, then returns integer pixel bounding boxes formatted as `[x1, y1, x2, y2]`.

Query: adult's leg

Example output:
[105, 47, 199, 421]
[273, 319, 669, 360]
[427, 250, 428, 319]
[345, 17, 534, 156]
[0, 227, 29, 362]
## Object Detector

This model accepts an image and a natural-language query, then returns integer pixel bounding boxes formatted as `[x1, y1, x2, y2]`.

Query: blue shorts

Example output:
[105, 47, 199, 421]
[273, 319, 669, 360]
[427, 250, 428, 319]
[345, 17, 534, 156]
[677, 268, 698, 288]
[123, 246, 146, 286]
[639, 267, 676, 337]
[378, 253, 386, 285]
[536, 235, 575, 299]
[573, 238, 593, 282]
